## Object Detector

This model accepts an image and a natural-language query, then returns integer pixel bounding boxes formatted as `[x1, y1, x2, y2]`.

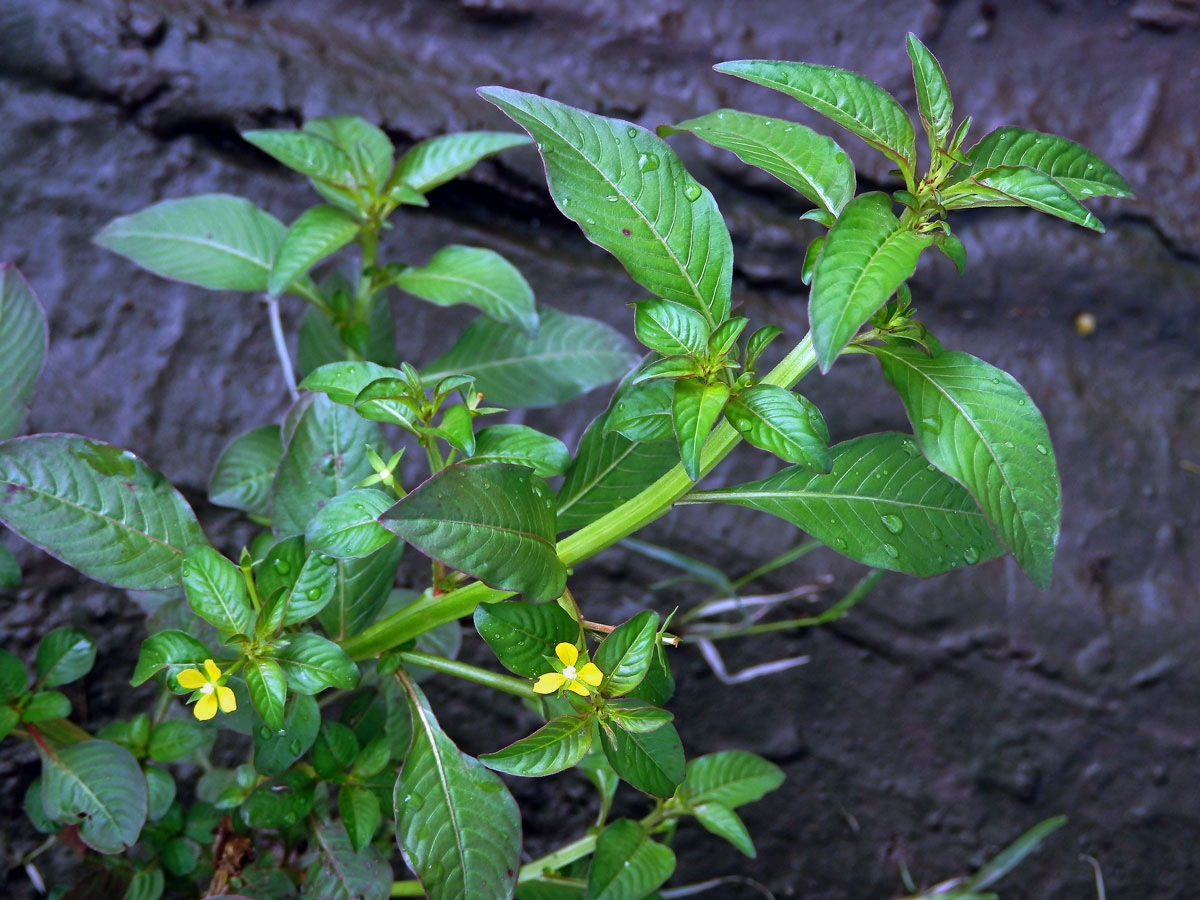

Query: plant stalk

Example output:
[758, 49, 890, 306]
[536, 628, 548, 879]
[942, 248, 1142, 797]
[264, 294, 299, 402]
[392, 650, 538, 700]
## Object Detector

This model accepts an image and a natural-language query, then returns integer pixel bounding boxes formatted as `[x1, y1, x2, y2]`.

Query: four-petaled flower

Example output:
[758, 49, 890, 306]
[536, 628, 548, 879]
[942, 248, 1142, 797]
[177, 658, 237, 721]
[533, 642, 603, 697]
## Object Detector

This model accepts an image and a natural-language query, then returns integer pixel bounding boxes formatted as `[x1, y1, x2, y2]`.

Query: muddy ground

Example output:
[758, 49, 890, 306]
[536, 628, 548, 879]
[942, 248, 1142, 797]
[2, 1, 1199, 897]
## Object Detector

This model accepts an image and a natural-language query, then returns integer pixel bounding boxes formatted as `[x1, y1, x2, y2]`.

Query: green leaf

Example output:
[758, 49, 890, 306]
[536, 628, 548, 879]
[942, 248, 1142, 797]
[600, 720, 685, 798]
[353, 377, 420, 430]
[633, 299, 709, 357]
[604, 699, 673, 734]
[474, 600, 581, 677]
[269, 205, 360, 298]
[949, 165, 1105, 232]
[958, 126, 1132, 199]
[246, 657, 288, 731]
[300, 361, 398, 407]
[632, 356, 703, 383]
[0, 647, 27, 701]
[318, 541, 405, 641]
[22, 691, 72, 722]
[934, 230, 967, 275]
[95, 194, 303, 293]
[422, 307, 636, 408]
[689, 432, 1004, 577]
[594, 610, 659, 696]
[467, 425, 570, 478]
[253, 693, 320, 776]
[306, 488, 396, 559]
[479, 87, 733, 325]
[964, 815, 1067, 892]
[243, 130, 358, 187]
[660, 109, 855, 215]
[0, 265, 48, 441]
[125, 865, 165, 900]
[745, 325, 783, 371]
[259, 539, 339, 628]
[809, 192, 932, 371]
[272, 394, 382, 536]
[161, 837, 199, 876]
[906, 34, 954, 149]
[313, 720, 360, 777]
[605, 379, 675, 443]
[801, 235, 824, 286]
[481, 714, 593, 777]
[434, 404, 476, 457]
[242, 769, 315, 829]
[586, 818, 675, 900]
[715, 60, 916, 171]
[305, 818, 391, 900]
[148, 719, 212, 763]
[275, 633, 359, 694]
[305, 116, 395, 193]
[381, 464, 565, 602]
[208, 426, 283, 518]
[681, 750, 785, 808]
[130, 631, 211, 687]
[0, 542, 19, 589]
[0, 436, 207, 590]
[182, 545, 255, 636]
[298, 303, 394, 378]
[35, 627, 96, 687]
[0, 706, 19, 742]
[391, 245, 538, 336]
[394, 677, 521, 900]
[672, 379, 730, 481]
[873, 345, 1061, 587]
[392, 131, 531, 194]
[725, 384, 831, 470]
[708, 317, 748, 359]
[144, 765, 176, 821]
[557, 400, 679, 533]
[339, 784, 382, 852]
[692, 803, 755, 857]
[40, 740, 147, 853]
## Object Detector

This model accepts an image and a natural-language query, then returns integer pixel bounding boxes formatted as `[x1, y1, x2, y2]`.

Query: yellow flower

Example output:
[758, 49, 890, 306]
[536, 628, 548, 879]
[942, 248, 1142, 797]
[176, 658, 237, 721]
[533, 643, 603, 697]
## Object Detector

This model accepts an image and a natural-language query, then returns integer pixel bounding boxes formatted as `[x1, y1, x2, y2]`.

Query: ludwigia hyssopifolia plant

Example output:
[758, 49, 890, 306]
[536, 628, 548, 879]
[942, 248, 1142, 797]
[0, 35, 1128, 900]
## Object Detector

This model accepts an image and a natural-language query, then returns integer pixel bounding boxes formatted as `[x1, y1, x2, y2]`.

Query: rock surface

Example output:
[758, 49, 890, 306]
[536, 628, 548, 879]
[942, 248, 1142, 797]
[2, 1, 1198, 897]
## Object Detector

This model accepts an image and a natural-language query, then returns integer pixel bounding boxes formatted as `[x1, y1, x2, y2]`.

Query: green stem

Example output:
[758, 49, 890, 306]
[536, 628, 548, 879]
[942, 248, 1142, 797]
[355, 227, 380, 325]
[341, 333, 817, 661]
[393, 651, 538, 700]
[729, 540, 821, 591]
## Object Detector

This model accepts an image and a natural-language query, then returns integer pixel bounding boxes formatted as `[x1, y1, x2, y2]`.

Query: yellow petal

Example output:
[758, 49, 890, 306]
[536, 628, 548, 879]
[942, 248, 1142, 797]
[533, 672, 566, 694]
[193, 692, 218, 721]
[555, 642, 579, 667]
[177, 668, 207, 690]
[216, 685, 237, 713]
[577, 662, 604, 687]
[203, 658, 222, 682]
[566, 679, 591, 697]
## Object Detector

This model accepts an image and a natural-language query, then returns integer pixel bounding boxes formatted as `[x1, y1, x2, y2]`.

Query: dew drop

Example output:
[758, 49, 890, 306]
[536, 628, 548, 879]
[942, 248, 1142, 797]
[921, 416, 939, 432]
[834, 152, 847, 165]
[353, 503, 365, 511]
[180, 564, 191, 578]
[405, 792, 425, 810]
[273, 559, 291, 575]
[1035, 443, 1048, 455]
[257, 726, 272, 740]
[683, 183, 703, 202]
[277, 728, 286, 736]
[307, 587, 322, 600]
[929, 526, 943, 541]
[1003, 441, 1014, 449]
[562, 197, 572, 207]
[963, 546, 981, 565]
[883, 543, 900, 559]
[901, 442, 918, 458]
[834, 537, 847, 548]
[289, 739, 302, 755]
[585, 217, 596, 225]
[991, 377, 1000, 384]
[637, 152, 660, 172]
[605, 195, 619, 203]
[318, 554, 335, 566]
[626, 126, 637, 139]
[880, 514, 904, 534]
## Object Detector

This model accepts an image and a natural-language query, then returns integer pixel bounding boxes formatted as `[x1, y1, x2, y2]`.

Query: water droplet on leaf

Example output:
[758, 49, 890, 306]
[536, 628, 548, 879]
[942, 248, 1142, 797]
[963, 546, 981, 564]
[881, 514, 904, 534]
[683, 183, 702, 201]
[883, 543, 900, 559]
[637, 152, 659, 172]
[1035, 443, 1048, 455]
[273, 559, 291, 575]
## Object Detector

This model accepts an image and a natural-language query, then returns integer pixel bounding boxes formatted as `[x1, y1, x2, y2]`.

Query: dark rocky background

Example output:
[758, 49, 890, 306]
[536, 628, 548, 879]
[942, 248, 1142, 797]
[2, 0, 1198, 897]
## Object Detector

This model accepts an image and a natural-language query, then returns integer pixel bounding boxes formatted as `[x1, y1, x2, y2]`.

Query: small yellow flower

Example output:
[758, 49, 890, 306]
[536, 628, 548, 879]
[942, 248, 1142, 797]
[533, 643, 603, 697]
[176, 658, 237, 721]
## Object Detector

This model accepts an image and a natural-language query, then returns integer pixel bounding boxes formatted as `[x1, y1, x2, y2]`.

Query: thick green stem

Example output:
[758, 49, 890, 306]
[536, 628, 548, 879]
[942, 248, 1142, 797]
[393, 651, 538, 700]
[341, 333, 817, 661]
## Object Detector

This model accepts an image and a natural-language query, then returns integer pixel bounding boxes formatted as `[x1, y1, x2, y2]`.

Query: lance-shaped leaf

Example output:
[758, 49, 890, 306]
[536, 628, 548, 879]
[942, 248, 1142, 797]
[724, 384, 831, 471]
[306, 818, 391, 900]
[633, 299, 709, 358]
[305, 117, 395, 193]
[479, 87, 733, 326]
[693, 803, 755, 857]
[242, 129, 358, 188]
[275, 632, 359, 694]
[422, 307, 636, 409]
[130, 631, 211, 687]
[257, 536, 338, 628]
[467, 425, 570, 478]
[480, 714, 593, 777]
[473, 600, 580, 677]
[300, 361, 398, 407]
[95, 194, 301, 293]
[715, 60, 916, 170]
[182, 545, 255, 636]
[268, 205, 360, 298]
[957, 126, 1132, 199]
[392, 131, 531, 194]
[605, 379, 675, 443]
[601, 720, 685, 798]
[394, 676, 521, 900]
[306, 489, 397, 559]
[594, 610, 659, 696]
[381, 464, 565, 602]
[0, 435, 207, 590]
[604, 699, 674, 734]
[390, 245, 537, 336]
[39, 740, 147, 854]
[254, 693, 320, 776]
[809, 192, 932, 371]
[208, 425, 283, 518]
[339, 784, 382, 852]
[35, 627, 96, 688]
[272, 394, 381, 536]
[587, 818, 675, 900]
[150, 719, 213, 763]
[0, 265, 48, 441]
[318, 541, 405, 641]
[906, 34, 954, 149]
[660, 109, 855, 215]
[245, 657, 287, 732]
[680, 750, 785, 808]
[687, 432, 1004, 577]
[873, 345, 1061, 587]
[672, 379, 730, 481]
[946, 165, 1104, 232]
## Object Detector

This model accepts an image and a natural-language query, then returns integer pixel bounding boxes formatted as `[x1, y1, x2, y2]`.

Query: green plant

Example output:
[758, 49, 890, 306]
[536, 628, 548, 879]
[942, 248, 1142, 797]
[0, 35, 1127, 900]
